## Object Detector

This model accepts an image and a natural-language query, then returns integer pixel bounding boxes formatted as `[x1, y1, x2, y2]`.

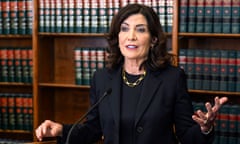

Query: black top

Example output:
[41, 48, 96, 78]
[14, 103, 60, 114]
[120, 71, 144, 144]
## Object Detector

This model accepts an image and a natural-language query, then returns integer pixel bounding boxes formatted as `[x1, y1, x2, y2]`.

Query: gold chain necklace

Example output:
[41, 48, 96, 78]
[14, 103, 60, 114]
[122, 69, 146, 87]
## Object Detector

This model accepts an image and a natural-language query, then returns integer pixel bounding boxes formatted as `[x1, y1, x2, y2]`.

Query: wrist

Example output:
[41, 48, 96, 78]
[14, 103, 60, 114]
[201, 125, 213, 135]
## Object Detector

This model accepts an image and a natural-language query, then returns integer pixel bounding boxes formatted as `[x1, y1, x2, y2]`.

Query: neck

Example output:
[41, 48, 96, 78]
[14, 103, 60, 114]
[123, 61, 145, 75]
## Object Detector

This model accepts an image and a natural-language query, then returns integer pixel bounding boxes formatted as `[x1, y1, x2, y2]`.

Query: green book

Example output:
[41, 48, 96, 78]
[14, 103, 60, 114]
[227, 50, 236, 92]
[18, 0, 27, 34]
[196, 0, 205, 33]
[213, 0, 223, 33]
[10, 0, 18, 34]
[188, 0, 197, 32]
[179, 0, 188, 32]
[2, 0, 11, 34]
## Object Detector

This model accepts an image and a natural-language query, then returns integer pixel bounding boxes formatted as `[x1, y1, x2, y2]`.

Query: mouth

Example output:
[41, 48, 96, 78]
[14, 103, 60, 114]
[126, 45, 138, 49]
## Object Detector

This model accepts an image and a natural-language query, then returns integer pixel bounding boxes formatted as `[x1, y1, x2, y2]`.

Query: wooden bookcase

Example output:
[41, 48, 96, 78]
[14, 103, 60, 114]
[173, 1, 240, 102]
[1, 0, 240, 142]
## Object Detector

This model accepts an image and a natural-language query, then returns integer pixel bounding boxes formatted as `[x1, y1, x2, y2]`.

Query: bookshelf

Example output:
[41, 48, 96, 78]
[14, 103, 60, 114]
[1, 0, 239, 143]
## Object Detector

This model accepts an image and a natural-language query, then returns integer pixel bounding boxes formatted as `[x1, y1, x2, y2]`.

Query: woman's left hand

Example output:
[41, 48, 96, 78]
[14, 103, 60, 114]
[192, 96, 228, 133]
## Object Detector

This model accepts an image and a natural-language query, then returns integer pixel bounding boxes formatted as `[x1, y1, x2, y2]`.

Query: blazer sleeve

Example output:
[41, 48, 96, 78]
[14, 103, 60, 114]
[174, 69, 214, 144]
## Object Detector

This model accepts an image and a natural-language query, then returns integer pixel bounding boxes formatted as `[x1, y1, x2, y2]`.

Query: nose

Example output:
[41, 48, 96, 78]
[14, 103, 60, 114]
[127, 30, 137, 41]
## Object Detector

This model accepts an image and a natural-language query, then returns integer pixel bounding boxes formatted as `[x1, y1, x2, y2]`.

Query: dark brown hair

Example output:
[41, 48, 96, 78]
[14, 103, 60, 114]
[106, 3, 173, 71]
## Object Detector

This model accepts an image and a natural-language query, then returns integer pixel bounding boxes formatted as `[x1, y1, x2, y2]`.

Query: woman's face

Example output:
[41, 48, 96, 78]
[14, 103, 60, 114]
[118, 14, 151, 63]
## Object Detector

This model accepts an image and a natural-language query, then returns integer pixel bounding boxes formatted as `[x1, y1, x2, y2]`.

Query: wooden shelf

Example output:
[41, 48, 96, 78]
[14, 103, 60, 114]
[178, 33, 240, 37]
[39, 83, 90, 89]
[189, 89, 240, 96]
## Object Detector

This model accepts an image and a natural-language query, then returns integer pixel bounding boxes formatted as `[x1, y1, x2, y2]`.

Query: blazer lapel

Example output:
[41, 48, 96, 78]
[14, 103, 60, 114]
[108, 67, 122, 134]
[134, 70, 163, 126]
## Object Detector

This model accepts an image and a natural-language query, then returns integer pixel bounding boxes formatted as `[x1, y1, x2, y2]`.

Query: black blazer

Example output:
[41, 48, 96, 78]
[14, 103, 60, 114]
[58, 65, 214, 144]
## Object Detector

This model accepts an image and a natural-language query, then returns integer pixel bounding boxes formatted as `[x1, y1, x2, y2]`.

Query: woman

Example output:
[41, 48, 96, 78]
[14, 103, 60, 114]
[35, 4, 228, 144]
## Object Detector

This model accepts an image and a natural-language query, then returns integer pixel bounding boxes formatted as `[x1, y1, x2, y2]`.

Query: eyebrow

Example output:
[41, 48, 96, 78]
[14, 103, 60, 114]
[121, 22, 147, 27]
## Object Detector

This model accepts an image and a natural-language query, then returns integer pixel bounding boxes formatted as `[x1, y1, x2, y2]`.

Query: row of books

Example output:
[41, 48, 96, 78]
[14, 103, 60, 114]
[0, 93, 33, 131]
[74, 47, 107, 85]
[38, 0, 173, 33]
[0, 139, 30, 144]
[179, 49, 240, 92]
[179, 0, 240, 33]
[0, 0, 33, 35]
[193, 102, 240, 144]
[0, 47, 32, 83]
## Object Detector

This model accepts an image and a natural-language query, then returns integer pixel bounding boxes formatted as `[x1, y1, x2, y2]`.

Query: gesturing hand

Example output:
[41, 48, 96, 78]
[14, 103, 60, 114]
[192, 96, 228, 133]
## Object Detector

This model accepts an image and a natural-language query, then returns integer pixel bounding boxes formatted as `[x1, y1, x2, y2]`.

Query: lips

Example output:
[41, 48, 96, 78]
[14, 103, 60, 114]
[126, 45, 138, 49]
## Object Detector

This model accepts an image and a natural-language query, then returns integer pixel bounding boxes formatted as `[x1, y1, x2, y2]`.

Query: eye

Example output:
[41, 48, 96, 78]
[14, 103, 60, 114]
[136, 27, 147, 33]
[120, 25, 129, 32]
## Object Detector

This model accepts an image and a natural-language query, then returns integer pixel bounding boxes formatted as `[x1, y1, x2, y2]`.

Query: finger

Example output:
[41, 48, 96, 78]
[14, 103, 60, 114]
[35, 127, 43, 141]
[212, 97, 228, 112]
[219, 97, 228, 105]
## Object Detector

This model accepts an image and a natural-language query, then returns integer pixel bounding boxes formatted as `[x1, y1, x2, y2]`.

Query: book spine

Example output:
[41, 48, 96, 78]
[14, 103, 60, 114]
[228, 105, 239, 144]
[179, 0, 188, 32]
[18, 0, 27, 34]
[7, 47, 15, 82]
[188, 0, 197, 32]
[222, 0, 232, 33]
[21, 47, 29, 83]
[231, 0, 240, 33]
[90, 48, 97, 78]
[8, 93, 16, 130]
[49, 0, 56, 32]
[218, 104, 230, 144]
[0, 47, 8, 82]
[236, 51, 240, 92]
[90, 0, 98, 33]
[98, 0, 108, 33]
[74, 48, 82, 85]
[213, 0, 223, 33]
[27, 47, 33, 83]
[186, 49, 195, 89]
[219, 50, 228, 91]
[196, 0, 205, 33]
[204, 0, 214, 33]
[194, 49, 204, 90]
[68, 0, 75, 33]
[178, 49, 187, 72]
[38, 0, 45, 32]
[26, 0, 32, 34]
[202, 49, 211, 90]
[210, 50, 220, 91]
[166, 0, 173, 33]
[82, 47, 90, 85]
[27, 94, 33, 131]
[158, 1, 167, 32]
[55, 0, 62, 32]
[74, 0, 83, 33]
[1, 93, 9, 130]
[107, 0, 114, 32]
[10, 0, 18, 34]
[15, 93, 24, 130]
[62, 0, 69, 32]
[44, 0, 50, 32]
[0, 1, 3, 34]
[96, 48, 106, 69]
[0, 93, 2, 129]
[227, 50, 237, 92]
[14, 49, 22, 82]
[83, 0, 90, 33]
[2, 0, 11, 34]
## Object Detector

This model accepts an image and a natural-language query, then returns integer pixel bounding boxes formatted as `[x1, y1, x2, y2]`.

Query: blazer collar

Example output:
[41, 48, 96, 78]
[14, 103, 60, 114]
[108, 67, 163, 129]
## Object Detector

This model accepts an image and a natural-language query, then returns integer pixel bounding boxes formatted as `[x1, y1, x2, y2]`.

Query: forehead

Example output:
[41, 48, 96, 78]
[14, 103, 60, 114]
[122, 14, 148, 26]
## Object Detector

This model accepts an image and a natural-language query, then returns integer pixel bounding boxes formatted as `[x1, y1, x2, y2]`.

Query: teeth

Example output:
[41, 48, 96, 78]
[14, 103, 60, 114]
[127, 45, 137, 49]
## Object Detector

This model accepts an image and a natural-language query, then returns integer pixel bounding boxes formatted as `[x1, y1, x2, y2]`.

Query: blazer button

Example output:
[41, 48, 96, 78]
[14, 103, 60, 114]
[136, 126, 144, 133]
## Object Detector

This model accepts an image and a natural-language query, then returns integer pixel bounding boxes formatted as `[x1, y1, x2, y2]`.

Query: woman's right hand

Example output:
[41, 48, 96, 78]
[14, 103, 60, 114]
[35, 120, 63, 141]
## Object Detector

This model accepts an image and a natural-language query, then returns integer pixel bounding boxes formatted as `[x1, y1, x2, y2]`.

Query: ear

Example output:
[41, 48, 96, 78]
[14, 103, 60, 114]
[151, 37, 157, 44]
